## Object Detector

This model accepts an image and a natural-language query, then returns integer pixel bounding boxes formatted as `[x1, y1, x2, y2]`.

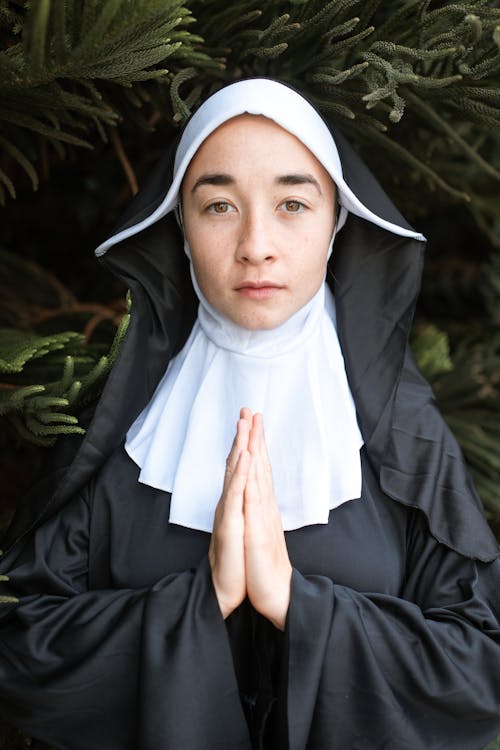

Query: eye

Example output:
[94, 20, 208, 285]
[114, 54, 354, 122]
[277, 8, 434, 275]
[207, 201, 234, 214]
[280, 200, 306, 213]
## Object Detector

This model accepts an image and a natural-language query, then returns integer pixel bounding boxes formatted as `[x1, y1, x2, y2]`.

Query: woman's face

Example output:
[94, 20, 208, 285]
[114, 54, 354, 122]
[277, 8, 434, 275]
[181, 114, 336, 330]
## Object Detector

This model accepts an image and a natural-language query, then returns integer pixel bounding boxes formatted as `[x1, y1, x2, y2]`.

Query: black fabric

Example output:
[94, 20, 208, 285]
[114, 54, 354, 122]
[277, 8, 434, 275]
[1, 447, 499, 749]
[1, 95, 500, 748]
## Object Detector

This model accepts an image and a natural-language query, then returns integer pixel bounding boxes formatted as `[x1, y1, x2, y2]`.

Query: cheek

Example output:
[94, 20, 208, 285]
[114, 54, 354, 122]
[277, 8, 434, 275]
[300, 228, 330, 275]
[190, 249, 228, 306]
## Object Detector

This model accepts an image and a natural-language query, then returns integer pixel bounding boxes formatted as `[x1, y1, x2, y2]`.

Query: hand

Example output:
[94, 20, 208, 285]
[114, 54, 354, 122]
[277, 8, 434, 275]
[209, 412, 250, 619]
[244, 413, 292, 631]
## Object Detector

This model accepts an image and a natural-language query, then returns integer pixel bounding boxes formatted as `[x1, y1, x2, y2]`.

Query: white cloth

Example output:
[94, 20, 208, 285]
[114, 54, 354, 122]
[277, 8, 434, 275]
[95, 79, 424, 257]
[114, 77, 417, 532]
[126, 282, 363, 531]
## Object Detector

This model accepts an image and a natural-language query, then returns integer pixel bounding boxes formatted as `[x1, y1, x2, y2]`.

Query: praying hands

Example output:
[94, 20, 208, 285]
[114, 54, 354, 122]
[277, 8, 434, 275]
[209, 407, 292, 631]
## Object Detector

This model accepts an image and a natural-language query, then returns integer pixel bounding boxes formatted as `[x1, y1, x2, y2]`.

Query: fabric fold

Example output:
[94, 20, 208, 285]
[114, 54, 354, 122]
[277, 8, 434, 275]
[126, 284, 363, 532]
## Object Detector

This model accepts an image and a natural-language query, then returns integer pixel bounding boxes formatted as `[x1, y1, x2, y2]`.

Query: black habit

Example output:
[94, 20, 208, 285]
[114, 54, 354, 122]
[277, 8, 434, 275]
[1, 119, 499, 750]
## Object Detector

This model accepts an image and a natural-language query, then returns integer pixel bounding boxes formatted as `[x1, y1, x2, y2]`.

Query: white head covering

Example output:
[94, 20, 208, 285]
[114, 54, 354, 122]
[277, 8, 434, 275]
[95, 78, 424, 257]
[100, 79, 424, 532]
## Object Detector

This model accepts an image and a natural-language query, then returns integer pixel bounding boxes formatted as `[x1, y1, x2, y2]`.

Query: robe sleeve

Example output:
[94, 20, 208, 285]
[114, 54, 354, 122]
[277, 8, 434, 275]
[285, 511, 500, 750]
[0, 492, 251, 750]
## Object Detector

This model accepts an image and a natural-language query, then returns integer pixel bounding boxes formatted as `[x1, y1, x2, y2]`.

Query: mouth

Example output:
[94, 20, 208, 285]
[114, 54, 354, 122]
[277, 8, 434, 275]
[235, 281, 285, 300]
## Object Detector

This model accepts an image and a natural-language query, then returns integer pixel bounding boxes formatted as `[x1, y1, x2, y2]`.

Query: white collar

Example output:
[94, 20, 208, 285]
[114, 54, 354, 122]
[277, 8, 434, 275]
[125, 282, 363, 531]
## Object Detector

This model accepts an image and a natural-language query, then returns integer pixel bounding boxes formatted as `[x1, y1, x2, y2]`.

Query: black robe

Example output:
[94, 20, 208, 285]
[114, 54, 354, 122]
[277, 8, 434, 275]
[1, 119, 499, 750]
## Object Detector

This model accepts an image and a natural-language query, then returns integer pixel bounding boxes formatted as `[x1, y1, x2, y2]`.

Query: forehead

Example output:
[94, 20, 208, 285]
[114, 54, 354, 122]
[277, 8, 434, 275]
[183, 113, 332, 181]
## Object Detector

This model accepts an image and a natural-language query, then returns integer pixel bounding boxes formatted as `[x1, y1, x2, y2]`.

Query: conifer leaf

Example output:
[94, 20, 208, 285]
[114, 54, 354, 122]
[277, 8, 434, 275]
[0, 136, 39, 190]
[0, 329, 82, 374]
[26, 0, 51, 73]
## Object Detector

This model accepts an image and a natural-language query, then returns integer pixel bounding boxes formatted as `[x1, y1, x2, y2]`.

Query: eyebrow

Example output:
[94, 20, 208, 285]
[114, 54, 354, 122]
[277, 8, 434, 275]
[191, 173, 234, 193]
[190, 172, 323, 195]
[276, 173, 322, 195]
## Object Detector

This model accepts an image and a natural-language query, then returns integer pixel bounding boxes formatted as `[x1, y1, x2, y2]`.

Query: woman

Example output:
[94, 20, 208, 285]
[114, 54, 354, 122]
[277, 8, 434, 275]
[0, 78, 499, 750]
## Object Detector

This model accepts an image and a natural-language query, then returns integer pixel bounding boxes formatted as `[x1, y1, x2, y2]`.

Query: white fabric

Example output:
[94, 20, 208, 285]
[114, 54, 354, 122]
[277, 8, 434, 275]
[117, 78, 392, 531]
[95, 79, 424, 257]
[126, 280, 363, 532]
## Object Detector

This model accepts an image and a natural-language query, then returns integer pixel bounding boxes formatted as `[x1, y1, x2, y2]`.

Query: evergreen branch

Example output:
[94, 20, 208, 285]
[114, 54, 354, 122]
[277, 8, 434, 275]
[446, 85, 499, 102]
[449, 98, 500, 130]
[53, 0, 69, 65]
[109, 126, 138, 195]
[0, 135, 39, 191]
[0, 45, 22, 79]
[458, 53, 500, 78]
[0, 1, 24, 34]
[298, 0, 361, 19]
[0, 107, 93, 147]
[299, 1, 356, 34]
[24, 412, 84, 438]
[8, 412, 63, 446]
[411, 324, 453, 379]
[25, 0, 51, 74]
[16, 393, 71, 411]
[356, 0, 383, 29]
[464, 13, 484, 44]
[261, 14, 300, 44]
[192, 5, 262, 40]
[351, 124, 471, 202]
[109, 68, 171, 84]
[170, 66, 201, 122]
[36, 410, 80, 426]
[312, 98, 356, 120]
[80, 0, 101, 39]
[369, 40, 461, 63]
[0, 168, 15, 200]
[325, 23, 375, 54]
[0, 0, 207, 193]
[311, 62, 369, 86]
[0, 385, 45, 414]
[285, 24, 372, 75]
[0, 329, 82, 374]
[75, 0, 124, 55]
[242, 42, 288, 60]
[404, 90, 500, 182]
[106, 307, 130, 365]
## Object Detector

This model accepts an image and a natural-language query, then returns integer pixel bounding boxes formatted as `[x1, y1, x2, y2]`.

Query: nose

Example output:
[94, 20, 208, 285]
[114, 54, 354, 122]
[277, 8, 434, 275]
[236, 212, 276, 265]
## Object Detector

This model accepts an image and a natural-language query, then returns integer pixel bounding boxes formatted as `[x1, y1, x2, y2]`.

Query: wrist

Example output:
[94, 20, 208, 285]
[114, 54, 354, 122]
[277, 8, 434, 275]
[263, 565, 292, 631]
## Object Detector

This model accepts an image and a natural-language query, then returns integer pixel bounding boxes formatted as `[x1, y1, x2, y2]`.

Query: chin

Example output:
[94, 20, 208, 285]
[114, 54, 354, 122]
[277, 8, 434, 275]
[234, 311, 289, 330]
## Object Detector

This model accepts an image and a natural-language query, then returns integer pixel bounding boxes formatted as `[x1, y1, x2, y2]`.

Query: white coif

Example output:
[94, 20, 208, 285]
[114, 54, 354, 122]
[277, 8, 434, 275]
[126, 282, 363, 532]
[95, 78, 424, 256]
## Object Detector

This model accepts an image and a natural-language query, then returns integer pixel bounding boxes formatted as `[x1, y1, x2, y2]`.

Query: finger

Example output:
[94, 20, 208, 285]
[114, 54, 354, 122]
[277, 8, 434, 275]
[244, 454, 261, 507]
[227, 448, 251, 500]
[224, 418, 250, 488]
[240, 406, 253, 424]
[220, 448, 251, 516]
[249, 414, 273, 489]
[248, 412, 262, 456]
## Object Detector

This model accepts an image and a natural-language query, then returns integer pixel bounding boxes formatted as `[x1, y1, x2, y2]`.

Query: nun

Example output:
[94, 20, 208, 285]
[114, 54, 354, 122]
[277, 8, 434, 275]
[1, 78, 499, 750]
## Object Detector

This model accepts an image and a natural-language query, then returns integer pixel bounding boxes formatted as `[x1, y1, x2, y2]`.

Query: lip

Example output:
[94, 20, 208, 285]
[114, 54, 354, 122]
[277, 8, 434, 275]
[235, 281, 285, 300]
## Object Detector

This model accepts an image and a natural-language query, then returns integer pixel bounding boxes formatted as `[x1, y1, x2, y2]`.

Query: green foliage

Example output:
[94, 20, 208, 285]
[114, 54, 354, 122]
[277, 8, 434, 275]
[0, 573, 17, 604]
[434, 330, 500, 517]
[0, 2, 499, 747]
[0, 248, 129, 446]
[182, 0, 500, 233]
[1, 1, 499, 235]
[413, 322, 500, 518]
[0, 0, 211, 202]
[0, 0, 498, 506]
[411, 323, 453, 379]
